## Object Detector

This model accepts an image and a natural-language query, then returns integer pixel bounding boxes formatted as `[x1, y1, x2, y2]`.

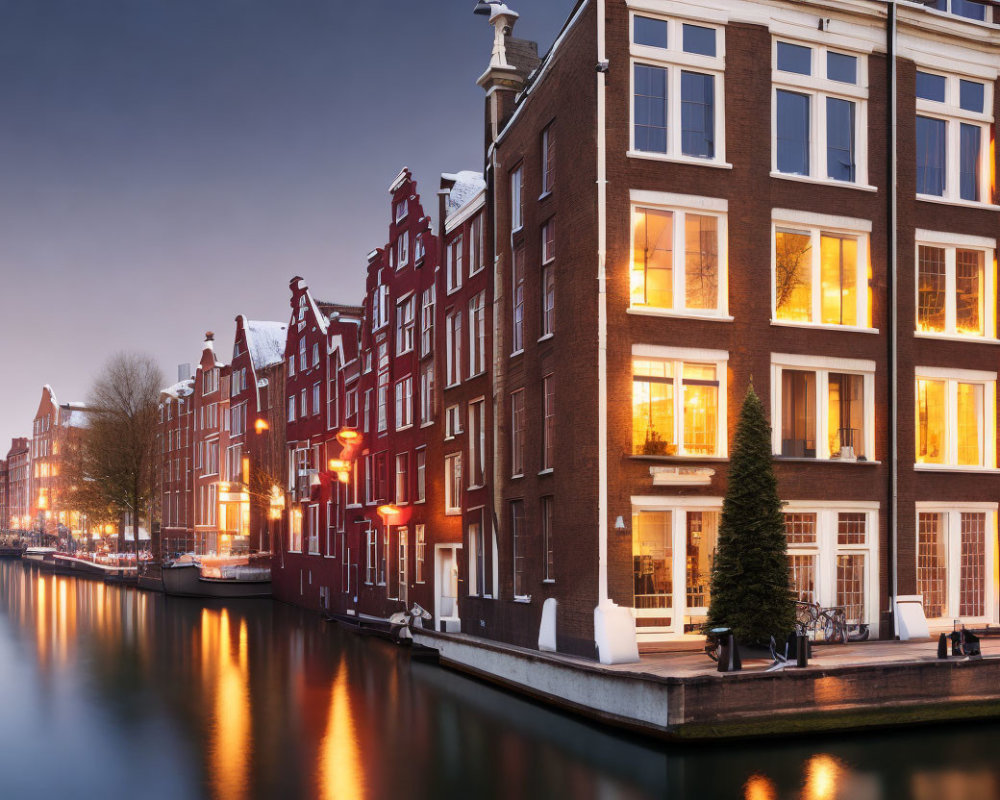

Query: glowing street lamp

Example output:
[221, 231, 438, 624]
[377, 504, 401, 521]
[254, 418, 270, 434]
[336, 428, 362, 447]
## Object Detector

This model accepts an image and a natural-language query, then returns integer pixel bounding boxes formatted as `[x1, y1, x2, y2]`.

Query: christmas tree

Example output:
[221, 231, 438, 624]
[707, 385, 795, 646]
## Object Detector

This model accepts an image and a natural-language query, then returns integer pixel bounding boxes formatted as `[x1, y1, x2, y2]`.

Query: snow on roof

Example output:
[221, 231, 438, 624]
[246, 320, 288, 370]
[61, 408, 92, 429]
[443, 171, 486, 221]
[162, 378, 194, 400]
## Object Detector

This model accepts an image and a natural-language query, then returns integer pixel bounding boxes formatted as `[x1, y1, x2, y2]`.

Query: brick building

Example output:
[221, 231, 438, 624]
[458, 0, 1000, 661]
[0, 459, 7, 534]
[191, 333, 231, 555]
[158, 367, 196, 556]
[6, 438, 30, 532]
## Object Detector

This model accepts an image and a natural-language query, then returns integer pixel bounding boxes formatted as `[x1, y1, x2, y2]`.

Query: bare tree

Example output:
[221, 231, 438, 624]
[774, 232, 812, 313]
[81, 353, 164, 552]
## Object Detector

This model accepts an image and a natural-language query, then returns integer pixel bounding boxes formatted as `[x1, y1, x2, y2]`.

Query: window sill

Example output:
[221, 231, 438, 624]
[467, 484, 485, 491]
[538, 333, 555, 343]
[396, 424, 413, 432]
[414, 499, 426, 505]
[627, 150, 732, 169]
[770, 319, 879, 335]
[914, 464, 999, 473]
[916, 194, 999, 212]
[542, 579, 555, 584]
[774, 457, 880, 465]
[444, 382, 461, 390]
[469, 265, 486, 278]
[420, 421, 434, 429]
[445, 509, 462, 516]
[513, 596, 532, 604]
[446, 286, 463, 297]
[510, 349, 524, 358]
[627, 307, 732, 322]
[770, 171, 877, 193]
[915, 332, 1000, 345]
[538, 190, 553, 202]
[511, 473, 525, 480]
[629, 454, 728, 462]
[538, 468, 554, 476]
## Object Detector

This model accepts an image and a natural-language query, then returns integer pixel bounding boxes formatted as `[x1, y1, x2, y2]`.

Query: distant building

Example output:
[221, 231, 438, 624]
[6, 438, 30, 532]
[158, 366, 195, 556]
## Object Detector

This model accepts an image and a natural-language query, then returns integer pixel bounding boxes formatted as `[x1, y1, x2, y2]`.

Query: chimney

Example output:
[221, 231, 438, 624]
[475, 3, 539, 144]
[204, 331, 215, 351]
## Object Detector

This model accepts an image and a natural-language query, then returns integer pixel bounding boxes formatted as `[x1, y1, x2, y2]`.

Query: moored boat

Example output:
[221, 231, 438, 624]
[161, 559, 271, 599]
[22, 547, 57, 569]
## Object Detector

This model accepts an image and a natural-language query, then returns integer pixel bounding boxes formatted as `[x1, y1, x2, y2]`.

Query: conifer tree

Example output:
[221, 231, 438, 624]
[707, 385, 795, 646]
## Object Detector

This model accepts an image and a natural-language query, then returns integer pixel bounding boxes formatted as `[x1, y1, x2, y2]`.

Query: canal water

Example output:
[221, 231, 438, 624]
[0, 560, 998, 800]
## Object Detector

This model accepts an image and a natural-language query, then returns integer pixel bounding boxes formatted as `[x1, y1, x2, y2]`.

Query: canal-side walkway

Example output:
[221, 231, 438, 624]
[413, 628, 1000, 740]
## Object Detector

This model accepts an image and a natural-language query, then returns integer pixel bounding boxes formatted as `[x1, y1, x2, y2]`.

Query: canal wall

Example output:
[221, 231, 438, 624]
[413, 629, 1000, 740]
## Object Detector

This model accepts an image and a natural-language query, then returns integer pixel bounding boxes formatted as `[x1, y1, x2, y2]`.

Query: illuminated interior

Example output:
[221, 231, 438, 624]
[775, 229, 812, 321]
[631, 207, 673, 308]
[916, 378, 946, 464]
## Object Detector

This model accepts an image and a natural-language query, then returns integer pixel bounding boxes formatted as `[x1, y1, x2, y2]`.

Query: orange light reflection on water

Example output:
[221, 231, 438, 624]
[804, 754, 845, 800]
[319, 655, 365, 800]
[204, 608, 251, 800]
[744, 774, 777, 800]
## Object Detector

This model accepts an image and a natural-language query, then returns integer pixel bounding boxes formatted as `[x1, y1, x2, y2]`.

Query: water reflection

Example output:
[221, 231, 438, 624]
[3, 560, 1000, 799]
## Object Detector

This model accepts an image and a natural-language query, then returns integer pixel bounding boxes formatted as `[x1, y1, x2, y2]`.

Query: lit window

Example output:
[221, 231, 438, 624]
[773, 216, 870, 328]
[916, 369, 996, 468]
[916, 70, 991, 202]
[773, 41, 867, 184]
[631, 203, 725, 313]
[632, 347, 727, 457]
[771, 355, 874, 460]
[631, 15, 725, 162]
[918, 507, 994, 622]
[916, 233, 995, 338]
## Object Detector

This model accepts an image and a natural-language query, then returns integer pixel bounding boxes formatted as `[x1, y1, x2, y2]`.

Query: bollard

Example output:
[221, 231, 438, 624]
[937, 633, 948, 659]
[797, 633, 809, 667]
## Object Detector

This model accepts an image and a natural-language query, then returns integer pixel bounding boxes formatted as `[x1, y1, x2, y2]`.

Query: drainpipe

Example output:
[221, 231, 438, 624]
[887, 1, 899, 632]
[596, 0, 609, 606]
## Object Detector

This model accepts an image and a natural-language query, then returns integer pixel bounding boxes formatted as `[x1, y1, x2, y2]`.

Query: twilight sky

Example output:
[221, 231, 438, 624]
[0, 0, 577, 450]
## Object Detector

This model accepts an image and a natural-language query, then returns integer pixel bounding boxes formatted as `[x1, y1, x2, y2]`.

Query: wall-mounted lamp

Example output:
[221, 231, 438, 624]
[614, 516, 626, 532]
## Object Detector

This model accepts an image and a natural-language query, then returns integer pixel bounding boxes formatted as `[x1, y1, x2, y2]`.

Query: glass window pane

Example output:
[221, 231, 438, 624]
[686, 511, 718, 615]
[917, 246, 947, 333]
[959, 123, 982, 202]
[633, 511, 672, 612]
[633, 360, 675, 455]
[777, 42, 811, 75]
[916, 379, 946, 464]
[959, 512, 986, 617]
[960, 79, 985, 113]
[827, 52, 857, 84]
[788, 554, 817, 604]
[836, 554, 866, 624]
[956, 382, 983, 466]
[826, 97, 856, 182]
[955, 249, 984, 335]
[952, 0, 987, 21]
[915, 116, 946, 196]
[918, 512, 948, 618]
[775, 230, 813, 321]
[680, 71, 715, 158]
[820, 234, 858, 326]
[828, 373, 865, 459]
[776, 90, 810, 175]
[631, 208, 673, 307]
[634, 65, 668, 154]
[684, 214, 718, 309]
[837, 512, 867, 545]
[916, 71, 946, 103]
[785, 512, 817, 544]
[781, 371, 816, 457]
[682, 24, 716, 56]
[682, 367, 718, 455]
[634, 15, 668, 48]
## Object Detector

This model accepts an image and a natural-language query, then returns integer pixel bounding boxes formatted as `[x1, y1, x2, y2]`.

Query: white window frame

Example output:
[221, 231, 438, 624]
[394, 375, 413, 430]
[396, 294, 416, 354]
[445, 404, 462, 440]
[915, 366, 997, 471]
[444, 453, 462, 515]
[511, 166, 523, 231]
[914, 229, 997, 341]
[771, 209, 874, 332]
[915, 503, 998, 626]
[469, 397, 486, 488]
[447, 235, 464, 294]
[307, 504, 320, 555]
[770, 353, 876, 462]
[469, 291, 487, 376]
[628, 191, 729, 318]
[771, 38, 871, 188]
[632, 344, 729, 458]
[628, 12, 727, 167]
[420, 287, 435, 356]
[914, 68, 993, 206]
[446, 311, 462, 387]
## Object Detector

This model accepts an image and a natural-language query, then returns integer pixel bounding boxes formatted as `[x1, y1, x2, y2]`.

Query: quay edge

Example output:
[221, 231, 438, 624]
[412, 629, 1000, 741]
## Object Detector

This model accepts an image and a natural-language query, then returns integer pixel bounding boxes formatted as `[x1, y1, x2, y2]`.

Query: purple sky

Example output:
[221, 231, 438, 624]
[0, 0, 577, 451]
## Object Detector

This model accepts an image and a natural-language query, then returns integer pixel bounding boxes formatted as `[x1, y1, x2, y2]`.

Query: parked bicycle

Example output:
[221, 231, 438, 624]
[795, 600, 869, 644]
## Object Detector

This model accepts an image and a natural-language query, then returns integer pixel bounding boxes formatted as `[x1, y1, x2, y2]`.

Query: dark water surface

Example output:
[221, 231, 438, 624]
[0, 560, 998, 800]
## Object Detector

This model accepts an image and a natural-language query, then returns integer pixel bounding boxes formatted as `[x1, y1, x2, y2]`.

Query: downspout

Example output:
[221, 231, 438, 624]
[887, 2, 899, 629]
[596, 0, 609, 606]
[489, 141, 503, 599]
